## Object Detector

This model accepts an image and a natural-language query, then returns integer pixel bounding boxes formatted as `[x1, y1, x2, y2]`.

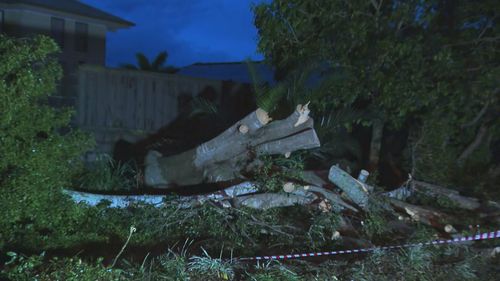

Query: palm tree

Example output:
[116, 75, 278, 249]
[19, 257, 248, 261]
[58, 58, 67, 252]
[121, 51, 178, 73]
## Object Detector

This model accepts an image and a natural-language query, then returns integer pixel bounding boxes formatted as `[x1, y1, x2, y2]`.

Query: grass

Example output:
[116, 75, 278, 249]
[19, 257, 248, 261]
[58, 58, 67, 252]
[76, 154, 140, 192]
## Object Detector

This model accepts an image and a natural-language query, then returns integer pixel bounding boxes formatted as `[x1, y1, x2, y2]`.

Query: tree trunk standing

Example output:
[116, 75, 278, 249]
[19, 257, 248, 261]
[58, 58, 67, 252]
[144, 104, 320, 189]
[368, 119, 384, 172]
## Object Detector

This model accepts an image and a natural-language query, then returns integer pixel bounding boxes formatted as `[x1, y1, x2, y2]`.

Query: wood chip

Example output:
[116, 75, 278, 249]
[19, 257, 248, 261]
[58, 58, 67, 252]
[283, 182, 295, 193]
[256, 108, 271, 125]
[294, 102, 311, 127]
[238, 124, 249, 134]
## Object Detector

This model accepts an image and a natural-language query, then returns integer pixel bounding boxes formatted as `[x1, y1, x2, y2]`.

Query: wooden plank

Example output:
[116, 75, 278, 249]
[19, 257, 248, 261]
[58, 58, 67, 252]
[77, 69, 86, 126]
[151, 79, 164, 131]
[116, 74, 126, 128]
[125, 75, 137, 130]
[89, 71, 98, 127]
[96, 69, 106, 128]
[162, 79, 171, 126]
[148, 78, 155, 130]
[104, 71, 113, 127]
[143, 76, 151, 131]
[135, 75, 145, 130]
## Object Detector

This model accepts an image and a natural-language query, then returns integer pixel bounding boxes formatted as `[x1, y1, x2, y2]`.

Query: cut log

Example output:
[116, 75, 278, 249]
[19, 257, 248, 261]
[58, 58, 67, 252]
[383, 179, 500, 211]
[388, 198, 452, 229]
[411, 180, 481, 210]
[233, 192, 317, 210]
[62, 189, 167, 208]
[368, 119, 384, 171]
[328, 165, 371, 209]
[145, 105, 320, 188]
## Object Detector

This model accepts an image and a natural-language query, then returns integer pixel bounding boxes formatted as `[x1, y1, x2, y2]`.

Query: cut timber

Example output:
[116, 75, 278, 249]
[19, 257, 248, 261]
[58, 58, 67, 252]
[388, 198, 452, 229]
[412, 180, 481, 210]
[232, 192, 317, 210]
[328, 165, 371, 209]
[383, 179, 495, 211]
[62, 189, 167, 208]
[145, 106, 320, 188]
[293, 185, 358, 212]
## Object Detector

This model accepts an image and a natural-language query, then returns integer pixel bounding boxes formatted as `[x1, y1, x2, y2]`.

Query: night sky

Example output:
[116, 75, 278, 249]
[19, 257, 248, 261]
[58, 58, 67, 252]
[80, 0, 268, 68]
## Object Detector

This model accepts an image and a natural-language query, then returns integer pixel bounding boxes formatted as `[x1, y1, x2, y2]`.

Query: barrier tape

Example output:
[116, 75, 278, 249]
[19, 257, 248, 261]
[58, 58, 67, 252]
[236, 230, 500, 261]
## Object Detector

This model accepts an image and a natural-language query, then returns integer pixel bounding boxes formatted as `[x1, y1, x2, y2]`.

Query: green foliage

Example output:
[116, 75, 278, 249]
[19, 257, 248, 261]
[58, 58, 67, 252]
[347, 245, 495, 281]
[188, 97, 219, 118]
[246, 59, 286, 113]
[253, 0, 499, 190]
[76, 155, 139, 192]
[0, 34, 96, 250]
[157, 249, 190, 281]
[1, 251, 45, 281]
[253, 154, 305, 192]
[248, 262, 302, 281]
[188, 248, 235, 280]
[306, 211, 341, 249]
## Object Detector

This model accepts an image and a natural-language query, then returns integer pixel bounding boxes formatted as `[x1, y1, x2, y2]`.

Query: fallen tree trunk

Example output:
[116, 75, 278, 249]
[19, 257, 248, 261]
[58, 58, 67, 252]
[145, 104, 320, 189]
[63, 180, 357, 211]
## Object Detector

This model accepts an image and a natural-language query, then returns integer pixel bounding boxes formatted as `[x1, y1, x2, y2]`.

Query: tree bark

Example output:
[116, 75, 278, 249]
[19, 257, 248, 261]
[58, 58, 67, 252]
[368, 119, 384, 171]
[144, 104, 320, 189]
[457, 124, 489, 164]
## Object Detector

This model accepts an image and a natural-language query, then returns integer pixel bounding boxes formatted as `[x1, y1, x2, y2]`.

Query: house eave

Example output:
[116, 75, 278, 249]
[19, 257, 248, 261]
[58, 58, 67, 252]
[0, 2, 134, 31]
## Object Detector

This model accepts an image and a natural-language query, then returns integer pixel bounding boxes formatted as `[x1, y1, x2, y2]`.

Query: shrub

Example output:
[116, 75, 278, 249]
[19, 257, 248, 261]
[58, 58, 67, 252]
[0, 34, 94, 250]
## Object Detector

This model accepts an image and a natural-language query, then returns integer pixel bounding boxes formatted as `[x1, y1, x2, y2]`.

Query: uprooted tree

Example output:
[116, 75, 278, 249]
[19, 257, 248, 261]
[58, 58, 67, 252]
[67, 0, 499, 259]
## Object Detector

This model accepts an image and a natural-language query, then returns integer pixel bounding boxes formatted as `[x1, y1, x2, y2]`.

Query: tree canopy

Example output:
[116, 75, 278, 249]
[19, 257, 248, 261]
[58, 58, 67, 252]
[253, 0, 499, 186]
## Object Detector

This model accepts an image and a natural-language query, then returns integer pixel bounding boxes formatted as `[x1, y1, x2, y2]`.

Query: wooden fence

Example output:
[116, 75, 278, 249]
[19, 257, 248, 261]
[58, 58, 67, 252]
[76, 65, 247, 155]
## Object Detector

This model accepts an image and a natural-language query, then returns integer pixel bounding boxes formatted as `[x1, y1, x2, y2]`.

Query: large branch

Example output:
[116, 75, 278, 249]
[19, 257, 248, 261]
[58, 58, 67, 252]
[145, 104, 320, 189]
[457, 124, 489, 164]
[328, 165, 371, 209]
[63, 180, 357, 211]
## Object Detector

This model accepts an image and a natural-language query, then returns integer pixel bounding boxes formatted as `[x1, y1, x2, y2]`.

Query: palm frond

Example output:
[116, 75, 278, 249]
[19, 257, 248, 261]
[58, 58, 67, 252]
[152, 51, 168, 71]
[188, 97, 219, 118]
[135, 52, 151, 70]
[246, 59, 289, 113]
[245, 59, 267, 97]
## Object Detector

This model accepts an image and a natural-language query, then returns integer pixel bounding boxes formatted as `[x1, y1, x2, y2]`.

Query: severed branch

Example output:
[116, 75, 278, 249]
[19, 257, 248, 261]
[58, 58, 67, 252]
[388, 198, 452, 230]
[328, 165, 371, 209]
[63, 180, 356, 211]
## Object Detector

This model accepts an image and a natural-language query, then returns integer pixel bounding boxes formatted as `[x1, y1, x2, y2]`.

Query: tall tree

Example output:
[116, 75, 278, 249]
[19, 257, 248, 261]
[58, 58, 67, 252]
[253, 0, 499, 185]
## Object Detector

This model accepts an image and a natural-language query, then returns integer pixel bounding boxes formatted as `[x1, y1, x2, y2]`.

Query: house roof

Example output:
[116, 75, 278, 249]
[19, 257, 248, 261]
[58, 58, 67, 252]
[0, 0, 134, 29]
[178, 61, 276, 85]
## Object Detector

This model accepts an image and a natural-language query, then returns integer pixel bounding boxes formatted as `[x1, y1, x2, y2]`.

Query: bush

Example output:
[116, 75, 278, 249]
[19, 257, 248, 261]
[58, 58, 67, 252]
[0, 34, 95, 250]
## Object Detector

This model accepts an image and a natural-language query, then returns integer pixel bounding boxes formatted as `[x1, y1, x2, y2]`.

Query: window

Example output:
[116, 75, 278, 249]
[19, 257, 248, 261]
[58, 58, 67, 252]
[75, 22, 88, 52]
[50, 17, 65, 48]
[0, 10, 4, 34]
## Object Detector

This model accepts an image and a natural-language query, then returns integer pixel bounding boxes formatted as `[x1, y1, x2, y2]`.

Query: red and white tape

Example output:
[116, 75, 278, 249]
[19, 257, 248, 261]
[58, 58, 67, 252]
[236, 230, 500, 261]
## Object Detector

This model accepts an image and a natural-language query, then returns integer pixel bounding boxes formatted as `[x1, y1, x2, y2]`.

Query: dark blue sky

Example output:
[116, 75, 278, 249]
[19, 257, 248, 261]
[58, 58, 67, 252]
[81, 0, 268, 68]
